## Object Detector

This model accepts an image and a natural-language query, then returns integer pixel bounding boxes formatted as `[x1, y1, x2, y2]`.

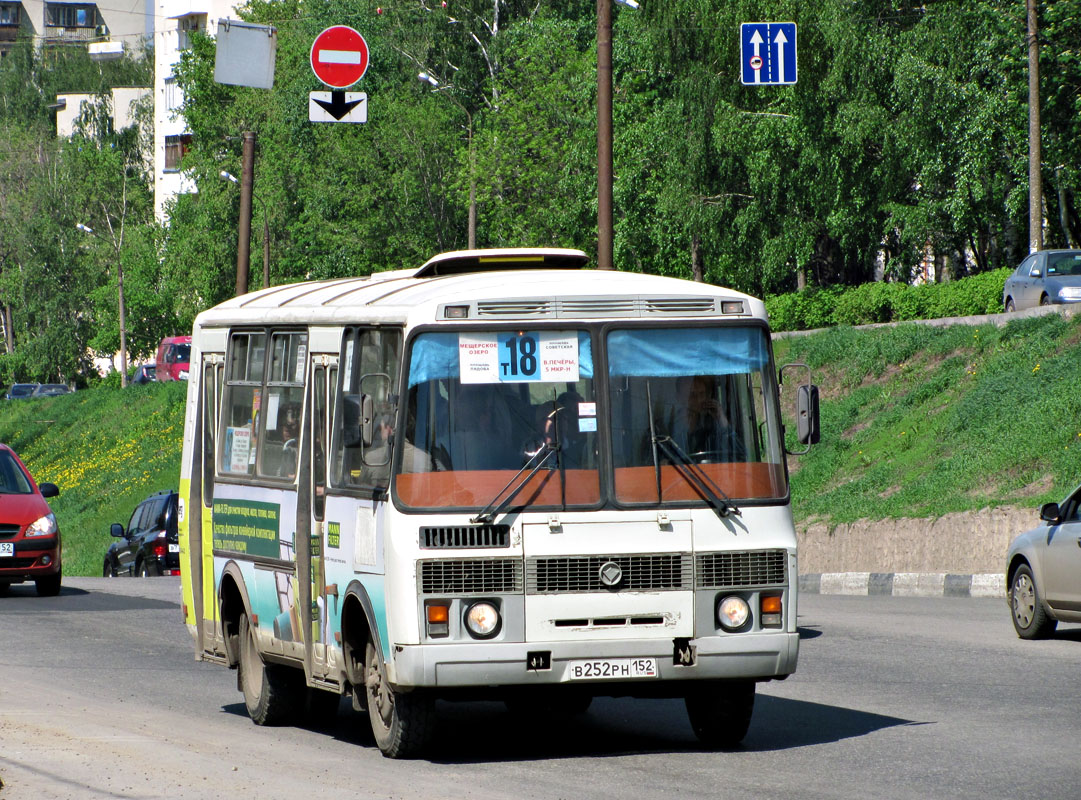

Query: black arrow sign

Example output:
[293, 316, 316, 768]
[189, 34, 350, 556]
[314, 90, 363, 120]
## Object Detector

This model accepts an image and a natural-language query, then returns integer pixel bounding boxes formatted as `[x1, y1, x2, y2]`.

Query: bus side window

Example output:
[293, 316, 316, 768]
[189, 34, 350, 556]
[257, 331, 308, 480]
[221, 332, 265, 476]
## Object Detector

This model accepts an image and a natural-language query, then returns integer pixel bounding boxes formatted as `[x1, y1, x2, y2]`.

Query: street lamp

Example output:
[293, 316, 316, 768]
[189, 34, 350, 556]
[76, 222, 129, 387]
[221, 170, 270, 289]
[418, 72, 477, 249]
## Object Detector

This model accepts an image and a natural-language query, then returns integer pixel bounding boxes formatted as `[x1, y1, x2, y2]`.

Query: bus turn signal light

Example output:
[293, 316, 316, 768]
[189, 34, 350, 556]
[426, 603, 449, 637]
[760, 595, 782, 627]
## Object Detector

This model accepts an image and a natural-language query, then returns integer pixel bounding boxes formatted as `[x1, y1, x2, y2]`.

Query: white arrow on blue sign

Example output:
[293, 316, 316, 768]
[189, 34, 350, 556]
[740, 22, 797, 86]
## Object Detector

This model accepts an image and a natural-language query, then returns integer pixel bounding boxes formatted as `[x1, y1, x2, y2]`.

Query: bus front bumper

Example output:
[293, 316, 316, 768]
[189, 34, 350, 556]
[390, 631, 799, 690]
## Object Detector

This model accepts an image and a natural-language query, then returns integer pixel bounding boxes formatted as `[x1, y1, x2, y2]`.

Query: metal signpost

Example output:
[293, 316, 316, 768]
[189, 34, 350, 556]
[740, 22, 797, 86]
[309, 25, 369, 123]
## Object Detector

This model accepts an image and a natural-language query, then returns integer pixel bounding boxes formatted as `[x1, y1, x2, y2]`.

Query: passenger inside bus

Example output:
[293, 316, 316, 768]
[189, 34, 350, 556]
[451, 385, 519, 470]
[668, 375, 746, 461]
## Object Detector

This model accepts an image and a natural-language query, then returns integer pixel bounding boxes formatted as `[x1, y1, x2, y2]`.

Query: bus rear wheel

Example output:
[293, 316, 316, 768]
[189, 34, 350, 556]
[364, 639, 433, 758]
[238, 613, 300, 725]
[685, 680, 755, 749]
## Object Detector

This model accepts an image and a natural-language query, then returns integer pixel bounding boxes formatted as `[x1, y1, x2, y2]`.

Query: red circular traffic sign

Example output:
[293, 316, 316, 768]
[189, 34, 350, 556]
[310, 26, 369, 89]
[749, 55, 763, 71]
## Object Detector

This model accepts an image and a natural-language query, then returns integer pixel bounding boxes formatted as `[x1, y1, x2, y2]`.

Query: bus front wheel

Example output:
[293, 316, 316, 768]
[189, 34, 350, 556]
[238, 613, 300, 725]
[685, 680, 755, 749]
[364, 639, 433, 758]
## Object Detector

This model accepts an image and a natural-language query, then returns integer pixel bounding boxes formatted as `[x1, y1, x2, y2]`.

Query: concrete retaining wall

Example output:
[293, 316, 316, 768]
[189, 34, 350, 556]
[797, 506, 1036, 575]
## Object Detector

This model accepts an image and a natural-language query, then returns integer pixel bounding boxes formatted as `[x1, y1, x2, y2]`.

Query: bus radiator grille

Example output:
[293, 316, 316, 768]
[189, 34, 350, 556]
[695, 550, 787, 589]
[418, 558, 523, 595]
[526, 554, 692, 594]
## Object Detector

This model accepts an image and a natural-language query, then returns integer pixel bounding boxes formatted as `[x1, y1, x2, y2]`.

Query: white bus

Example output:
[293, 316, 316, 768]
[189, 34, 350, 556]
[178, 248, 819, 758]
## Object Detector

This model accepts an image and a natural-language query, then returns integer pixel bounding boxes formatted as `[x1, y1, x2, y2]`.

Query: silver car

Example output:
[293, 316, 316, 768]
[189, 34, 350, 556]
[1006, 483, 1081, 638]
[1002, 249, 1081, 312]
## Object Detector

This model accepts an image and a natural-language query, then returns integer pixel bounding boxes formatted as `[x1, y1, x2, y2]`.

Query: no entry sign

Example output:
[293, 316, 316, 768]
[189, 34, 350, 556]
[310, 26, 369, 89]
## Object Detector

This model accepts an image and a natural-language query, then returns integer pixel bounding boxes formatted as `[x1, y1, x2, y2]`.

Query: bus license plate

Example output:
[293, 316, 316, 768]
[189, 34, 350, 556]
[169, 544, 180, 553]
[0, 542, 13, 557]
[566, 657, 658, 680]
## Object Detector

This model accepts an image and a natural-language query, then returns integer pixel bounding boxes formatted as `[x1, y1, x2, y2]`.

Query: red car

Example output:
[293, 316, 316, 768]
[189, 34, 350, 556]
[155, 335, 191, 381]
[0, 444, 61, 596]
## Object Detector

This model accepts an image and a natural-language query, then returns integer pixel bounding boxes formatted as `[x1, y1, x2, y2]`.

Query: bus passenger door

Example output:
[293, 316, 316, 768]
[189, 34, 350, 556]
[309, 356, 337, 681]
[194, 354, 225, 660]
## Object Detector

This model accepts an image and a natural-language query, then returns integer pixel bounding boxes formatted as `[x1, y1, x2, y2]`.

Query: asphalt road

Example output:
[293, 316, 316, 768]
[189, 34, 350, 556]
[1, 578, 1078, 800]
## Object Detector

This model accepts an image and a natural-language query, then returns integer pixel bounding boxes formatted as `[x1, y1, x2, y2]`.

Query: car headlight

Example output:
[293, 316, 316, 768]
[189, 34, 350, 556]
[26, 513, 57, 537]
[717, 595, 751, 631]
[464, 601, 501, 638]
[1057, 286, 1081, 300]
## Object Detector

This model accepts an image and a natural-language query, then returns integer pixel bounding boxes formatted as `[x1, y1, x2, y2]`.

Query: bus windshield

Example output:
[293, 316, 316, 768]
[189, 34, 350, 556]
[607, 326, 787, 504]
[396, 330, 599, 510]
[394, 324, 787, 511]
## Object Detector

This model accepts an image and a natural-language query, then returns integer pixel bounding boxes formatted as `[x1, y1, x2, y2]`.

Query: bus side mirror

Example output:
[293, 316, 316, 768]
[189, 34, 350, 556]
[797, 384, 820, 445]
[780, 362, 820, 455]
[358, 372, 392, 449]
[360, 394, 375, 447]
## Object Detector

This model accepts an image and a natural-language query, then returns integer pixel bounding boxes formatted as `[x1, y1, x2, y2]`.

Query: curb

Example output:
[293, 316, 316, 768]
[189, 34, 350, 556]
[799, 572, 1004, 599]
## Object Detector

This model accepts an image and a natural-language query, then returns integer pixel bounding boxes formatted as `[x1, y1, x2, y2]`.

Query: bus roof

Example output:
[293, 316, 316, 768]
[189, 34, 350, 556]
[193, 249, 764, 329]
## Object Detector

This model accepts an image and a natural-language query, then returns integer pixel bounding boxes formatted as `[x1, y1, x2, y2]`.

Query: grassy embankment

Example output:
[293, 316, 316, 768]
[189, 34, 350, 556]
[775, 312, 1081, 526]
[3, 311, 1080, 576]
[0, 381, 187, 577]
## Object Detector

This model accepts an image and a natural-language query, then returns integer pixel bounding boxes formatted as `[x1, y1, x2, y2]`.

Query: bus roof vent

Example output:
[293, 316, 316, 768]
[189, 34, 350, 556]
[462, 295, 732, 319]
[645, 297, 717, 314]
[476, 299, 556, 318]
[416, 248, 589, 277]
[560, 298, 639, 316]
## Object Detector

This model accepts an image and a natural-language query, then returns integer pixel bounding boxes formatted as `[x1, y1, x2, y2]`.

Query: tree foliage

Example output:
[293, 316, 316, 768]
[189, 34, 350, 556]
[1, 0, 1080, 384]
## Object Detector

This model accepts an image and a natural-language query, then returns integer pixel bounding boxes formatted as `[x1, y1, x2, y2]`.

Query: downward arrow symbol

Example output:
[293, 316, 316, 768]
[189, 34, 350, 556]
[315, 90, 363, 120]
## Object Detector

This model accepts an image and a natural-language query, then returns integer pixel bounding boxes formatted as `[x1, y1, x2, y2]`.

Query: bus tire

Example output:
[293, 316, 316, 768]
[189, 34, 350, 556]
[238, 613, 300, 726]
[685, 680, 755, 749]
[364, 639, 433, 758]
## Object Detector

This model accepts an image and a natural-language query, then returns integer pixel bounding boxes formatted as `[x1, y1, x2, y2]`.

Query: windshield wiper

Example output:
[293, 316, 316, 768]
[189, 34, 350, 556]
[470, 441, 560, 525]
[653, 434, 741, 519]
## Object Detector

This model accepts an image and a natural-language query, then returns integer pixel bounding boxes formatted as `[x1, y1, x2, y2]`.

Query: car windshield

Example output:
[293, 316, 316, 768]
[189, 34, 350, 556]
[0, 451, 34, 494]
[8, 384, 35, 397]
[396, 330, 599, 510]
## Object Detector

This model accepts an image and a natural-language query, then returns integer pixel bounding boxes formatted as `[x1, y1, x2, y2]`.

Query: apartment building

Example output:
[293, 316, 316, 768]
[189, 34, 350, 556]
[0, 0, 151, 58]
[153, 0, 241, 219]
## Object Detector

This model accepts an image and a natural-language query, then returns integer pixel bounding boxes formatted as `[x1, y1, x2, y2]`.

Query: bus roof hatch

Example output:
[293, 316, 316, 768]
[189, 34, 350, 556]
[415, 248, 590, 277]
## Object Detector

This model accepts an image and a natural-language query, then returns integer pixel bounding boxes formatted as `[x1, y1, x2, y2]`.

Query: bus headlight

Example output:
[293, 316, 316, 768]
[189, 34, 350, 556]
[717, 596, 750, 631]
[464, 602, 501, 638]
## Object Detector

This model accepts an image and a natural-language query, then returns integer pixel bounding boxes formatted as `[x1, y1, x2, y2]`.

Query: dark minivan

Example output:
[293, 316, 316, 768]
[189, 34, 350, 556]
[104, 490, 180, 577]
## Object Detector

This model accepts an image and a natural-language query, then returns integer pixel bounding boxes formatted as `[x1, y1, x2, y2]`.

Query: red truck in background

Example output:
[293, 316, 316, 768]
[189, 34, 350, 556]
[155, 335, 192, 381]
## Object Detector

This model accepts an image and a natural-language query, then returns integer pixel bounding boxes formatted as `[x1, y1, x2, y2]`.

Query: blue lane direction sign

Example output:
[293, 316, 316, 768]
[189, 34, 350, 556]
[740, 22, 797, 85]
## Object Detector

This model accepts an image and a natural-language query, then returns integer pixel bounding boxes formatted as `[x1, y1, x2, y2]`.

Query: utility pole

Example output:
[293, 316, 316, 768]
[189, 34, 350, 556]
[235, 132, 255, 295]
[1027, 0, 1042, 254]
[596, 0, 613, 270]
